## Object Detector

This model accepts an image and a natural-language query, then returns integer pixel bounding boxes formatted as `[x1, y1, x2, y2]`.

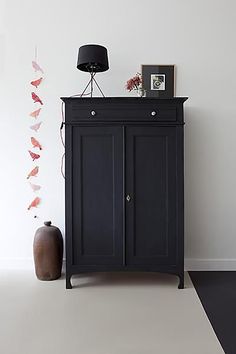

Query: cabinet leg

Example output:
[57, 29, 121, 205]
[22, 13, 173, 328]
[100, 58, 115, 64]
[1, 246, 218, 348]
[66, 274, 72, 289]
[178, 274, 184, 289]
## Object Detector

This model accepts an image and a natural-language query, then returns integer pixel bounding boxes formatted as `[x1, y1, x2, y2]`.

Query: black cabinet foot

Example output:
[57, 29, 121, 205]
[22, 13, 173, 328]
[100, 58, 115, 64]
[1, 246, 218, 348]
[66, 275, 72, 289]
[178, 275, 184, 289]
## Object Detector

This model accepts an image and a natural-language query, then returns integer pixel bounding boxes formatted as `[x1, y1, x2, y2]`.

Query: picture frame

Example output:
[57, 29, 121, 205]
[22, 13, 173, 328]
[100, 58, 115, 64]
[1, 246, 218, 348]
[141, 64, 175, 98]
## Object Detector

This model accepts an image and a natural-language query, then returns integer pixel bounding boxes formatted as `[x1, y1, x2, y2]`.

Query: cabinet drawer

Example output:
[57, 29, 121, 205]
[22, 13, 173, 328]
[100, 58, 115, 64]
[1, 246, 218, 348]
[70, 104, 177, 122]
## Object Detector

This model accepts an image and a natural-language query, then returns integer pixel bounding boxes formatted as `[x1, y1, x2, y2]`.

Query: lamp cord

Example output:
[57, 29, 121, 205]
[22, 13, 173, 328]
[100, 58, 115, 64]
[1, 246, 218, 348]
[60, 91, 92, 179]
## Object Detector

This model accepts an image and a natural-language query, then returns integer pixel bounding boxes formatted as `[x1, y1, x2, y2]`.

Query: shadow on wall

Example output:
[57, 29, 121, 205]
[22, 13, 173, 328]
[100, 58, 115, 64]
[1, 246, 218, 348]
[0, 35, 5, 79]
[184, 105, 215, 258]
[183, 103, 236, 260]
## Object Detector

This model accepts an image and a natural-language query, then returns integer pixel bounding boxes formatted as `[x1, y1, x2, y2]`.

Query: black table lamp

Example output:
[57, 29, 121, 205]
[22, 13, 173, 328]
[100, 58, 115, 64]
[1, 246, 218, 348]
[77, 44, 109, 97]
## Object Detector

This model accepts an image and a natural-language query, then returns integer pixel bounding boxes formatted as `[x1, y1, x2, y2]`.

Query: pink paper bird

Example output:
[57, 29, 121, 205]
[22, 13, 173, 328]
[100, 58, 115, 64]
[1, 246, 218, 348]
[32, 92, 43, 105]
[27, 166, 39, 179]
[30, 122, 42, 132]
[27, 197, 41, 210]
[31, 137, 42, 150]
[29, 182, 41, 192]
[32, 61, 44, 74]
[28, 150, 40, 161]
[31, 77, 43, 88]
[30, 108, 41, 118]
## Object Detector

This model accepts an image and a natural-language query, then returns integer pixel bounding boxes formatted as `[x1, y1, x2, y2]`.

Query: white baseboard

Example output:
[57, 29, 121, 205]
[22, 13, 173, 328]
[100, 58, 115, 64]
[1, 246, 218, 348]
[1, 258, 236, 271]
[185, 258, 236, 271]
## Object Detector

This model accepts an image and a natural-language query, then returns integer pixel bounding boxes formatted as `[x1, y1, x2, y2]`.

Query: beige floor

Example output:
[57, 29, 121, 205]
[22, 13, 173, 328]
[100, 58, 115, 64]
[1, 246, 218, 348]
[0, 271, 224, 354]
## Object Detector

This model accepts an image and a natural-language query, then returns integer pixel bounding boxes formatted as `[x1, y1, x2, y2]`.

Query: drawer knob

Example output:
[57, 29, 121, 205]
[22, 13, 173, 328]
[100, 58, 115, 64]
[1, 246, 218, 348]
[151, 110, 157, 117]
[90, 110, 96, 116]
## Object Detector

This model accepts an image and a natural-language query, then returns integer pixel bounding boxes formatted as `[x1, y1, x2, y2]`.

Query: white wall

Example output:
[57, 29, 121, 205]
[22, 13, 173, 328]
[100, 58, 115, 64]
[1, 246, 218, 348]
[0, 0, 236, 270]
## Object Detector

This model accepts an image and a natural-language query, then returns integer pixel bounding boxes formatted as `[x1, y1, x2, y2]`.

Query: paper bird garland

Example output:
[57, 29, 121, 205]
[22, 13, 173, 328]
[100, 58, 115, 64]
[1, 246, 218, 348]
[27, 47, 44, 216]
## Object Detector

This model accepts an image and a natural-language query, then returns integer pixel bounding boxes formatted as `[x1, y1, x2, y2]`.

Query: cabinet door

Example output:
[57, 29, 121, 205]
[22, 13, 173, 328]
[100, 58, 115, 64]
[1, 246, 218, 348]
[126, 126, 177, 266]
[69, 126, 123, 266]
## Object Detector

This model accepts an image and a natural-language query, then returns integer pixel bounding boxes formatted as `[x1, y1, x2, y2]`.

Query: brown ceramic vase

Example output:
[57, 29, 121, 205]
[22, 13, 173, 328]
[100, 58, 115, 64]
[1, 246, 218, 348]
[33, 221, 63, 280]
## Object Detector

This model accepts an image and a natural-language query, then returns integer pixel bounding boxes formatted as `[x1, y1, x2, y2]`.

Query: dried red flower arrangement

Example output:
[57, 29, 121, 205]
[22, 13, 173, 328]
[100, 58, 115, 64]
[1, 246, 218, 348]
[125, 72, 142, 91]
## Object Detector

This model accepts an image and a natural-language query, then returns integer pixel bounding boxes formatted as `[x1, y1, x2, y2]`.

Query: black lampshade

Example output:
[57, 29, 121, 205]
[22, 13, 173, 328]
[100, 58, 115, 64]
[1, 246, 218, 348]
[77, 44, 109, 73]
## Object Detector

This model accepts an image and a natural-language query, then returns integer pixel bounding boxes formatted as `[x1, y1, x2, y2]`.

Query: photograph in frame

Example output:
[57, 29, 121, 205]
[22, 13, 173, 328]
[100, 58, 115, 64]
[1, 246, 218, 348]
[142, 65, 175, 98]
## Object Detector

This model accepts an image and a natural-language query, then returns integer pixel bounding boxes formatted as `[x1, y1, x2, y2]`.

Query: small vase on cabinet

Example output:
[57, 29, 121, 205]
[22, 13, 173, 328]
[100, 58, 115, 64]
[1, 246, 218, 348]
[136, 88, 146, 97]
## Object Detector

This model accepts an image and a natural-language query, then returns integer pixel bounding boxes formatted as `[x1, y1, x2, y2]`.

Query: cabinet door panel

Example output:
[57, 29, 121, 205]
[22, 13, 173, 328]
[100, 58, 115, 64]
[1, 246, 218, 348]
[126, 127, 177, 265]
[71, 126, 123, 265]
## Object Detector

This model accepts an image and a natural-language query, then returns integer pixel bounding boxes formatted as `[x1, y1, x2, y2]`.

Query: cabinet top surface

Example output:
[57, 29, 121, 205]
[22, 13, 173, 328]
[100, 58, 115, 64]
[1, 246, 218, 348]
[61, 97, 188, 104]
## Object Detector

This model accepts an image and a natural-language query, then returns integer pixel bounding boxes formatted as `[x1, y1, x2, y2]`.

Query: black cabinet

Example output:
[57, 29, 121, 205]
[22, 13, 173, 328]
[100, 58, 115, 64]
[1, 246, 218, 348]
[61, 97, 188, 289]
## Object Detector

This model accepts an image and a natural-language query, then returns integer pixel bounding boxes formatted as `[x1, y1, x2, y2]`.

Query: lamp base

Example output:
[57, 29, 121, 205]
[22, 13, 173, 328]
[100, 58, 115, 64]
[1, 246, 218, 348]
[81, 72, 105, 97]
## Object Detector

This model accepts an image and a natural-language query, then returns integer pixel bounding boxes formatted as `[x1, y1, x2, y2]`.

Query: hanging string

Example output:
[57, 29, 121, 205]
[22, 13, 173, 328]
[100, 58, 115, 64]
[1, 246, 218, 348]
[61, 152, 65, 179]
[35, 46, 37, 62]
[60, 102, 65, 148]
